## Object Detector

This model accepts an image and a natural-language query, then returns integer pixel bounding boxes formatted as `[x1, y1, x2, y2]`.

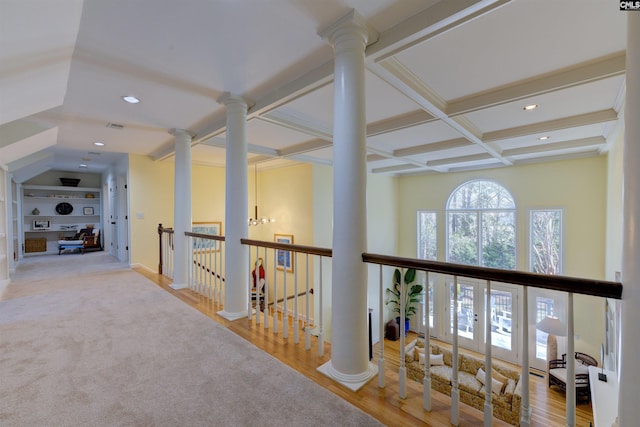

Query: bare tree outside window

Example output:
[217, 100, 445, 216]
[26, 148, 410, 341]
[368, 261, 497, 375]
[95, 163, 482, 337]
[418, 211, 437, 260]
[530, 210, 562, 275]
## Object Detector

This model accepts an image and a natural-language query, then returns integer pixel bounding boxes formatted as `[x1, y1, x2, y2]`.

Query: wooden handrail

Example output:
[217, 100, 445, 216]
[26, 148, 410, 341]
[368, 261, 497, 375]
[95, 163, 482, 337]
[241, 238, 332, 257]
[362, 253, 622, 299]
[186, 231, 225, 241]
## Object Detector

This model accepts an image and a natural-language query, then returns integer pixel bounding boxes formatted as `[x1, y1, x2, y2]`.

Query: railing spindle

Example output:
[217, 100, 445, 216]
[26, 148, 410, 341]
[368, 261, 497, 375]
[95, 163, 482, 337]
[305, 253, 311, 350]
[451, 276, 460, 426]
[318, 256, 324, 357]
[423, 271, 431, 411]
[566, 292, 576, 427]
[484, 279, 493, 426]
[399, 268, 406, 399]
[521, 286, 531, 427]
[378, 264, 385, 388]
[293, 252, 299, 344]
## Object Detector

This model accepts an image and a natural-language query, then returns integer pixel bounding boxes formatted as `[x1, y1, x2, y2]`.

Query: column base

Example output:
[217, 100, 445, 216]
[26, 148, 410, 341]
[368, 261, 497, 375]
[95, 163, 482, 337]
[317, 360, 377, 392]
[170, 282, 188, 290]
[217, 309, 248, 321]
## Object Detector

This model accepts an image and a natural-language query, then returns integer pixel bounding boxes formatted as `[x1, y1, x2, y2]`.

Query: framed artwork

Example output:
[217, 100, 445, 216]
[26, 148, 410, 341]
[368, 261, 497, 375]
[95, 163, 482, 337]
[83, 207, 94, 215]
[274, 233, 294, 272]
[32, 220, 51, 230]
[192, 221, 222, 252]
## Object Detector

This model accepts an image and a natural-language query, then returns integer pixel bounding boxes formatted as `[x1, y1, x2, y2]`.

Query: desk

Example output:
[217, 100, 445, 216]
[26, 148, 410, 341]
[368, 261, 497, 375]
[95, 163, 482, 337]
[589, 365, 618, 427]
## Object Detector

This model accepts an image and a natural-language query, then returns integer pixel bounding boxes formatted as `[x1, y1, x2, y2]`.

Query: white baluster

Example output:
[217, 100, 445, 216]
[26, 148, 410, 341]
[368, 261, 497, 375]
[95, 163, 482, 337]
[423, 271, 431, 411]
[451, 276, 459, 426]
[399, 268, 407, 399]
[305, 254, 311, 350]
[247, 247, 253, 321]
[283, 255, 288, 339]
[294, 252, 299, 344]
[484, 280, 493, 427]
[318, 256, 324, 357]
[566, 292, 575, 427]
[273, 247, 279, 334]
[520, 286, 531, 427]
[378, 264, 385, 388]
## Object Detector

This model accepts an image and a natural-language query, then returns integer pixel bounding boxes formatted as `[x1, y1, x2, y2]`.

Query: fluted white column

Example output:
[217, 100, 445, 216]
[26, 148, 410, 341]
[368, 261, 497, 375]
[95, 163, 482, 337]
[170, 128, 193, 290]
[619, 12, 640, 425]
[317, 9, 378, 391]
[218, 93, 249, 320]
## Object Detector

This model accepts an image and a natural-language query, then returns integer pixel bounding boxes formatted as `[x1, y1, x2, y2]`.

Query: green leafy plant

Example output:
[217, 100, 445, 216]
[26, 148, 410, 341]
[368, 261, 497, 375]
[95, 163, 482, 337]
[385, 268, 424, 320]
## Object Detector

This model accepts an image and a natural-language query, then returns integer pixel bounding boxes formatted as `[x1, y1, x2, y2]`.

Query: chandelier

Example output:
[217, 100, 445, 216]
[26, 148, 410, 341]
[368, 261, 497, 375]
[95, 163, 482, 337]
[249, 163, 275, 226]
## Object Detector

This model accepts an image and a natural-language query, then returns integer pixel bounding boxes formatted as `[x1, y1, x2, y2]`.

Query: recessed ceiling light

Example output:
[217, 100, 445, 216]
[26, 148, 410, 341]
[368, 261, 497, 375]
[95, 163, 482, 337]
[523, 104, 538, 111]
[122, 95, 140, 104]
[538, 136, 550, 141]
[93, 141, 105, 146]
[79, 164, 88, 168]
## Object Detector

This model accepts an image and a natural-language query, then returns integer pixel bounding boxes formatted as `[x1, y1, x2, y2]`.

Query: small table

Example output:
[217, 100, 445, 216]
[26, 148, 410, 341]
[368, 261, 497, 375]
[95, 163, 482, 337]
[589, 365, 618, 427]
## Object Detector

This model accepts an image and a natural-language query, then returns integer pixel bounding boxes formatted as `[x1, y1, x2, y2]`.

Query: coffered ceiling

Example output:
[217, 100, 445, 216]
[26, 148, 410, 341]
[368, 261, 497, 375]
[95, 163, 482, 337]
[0, 0, 627, 180]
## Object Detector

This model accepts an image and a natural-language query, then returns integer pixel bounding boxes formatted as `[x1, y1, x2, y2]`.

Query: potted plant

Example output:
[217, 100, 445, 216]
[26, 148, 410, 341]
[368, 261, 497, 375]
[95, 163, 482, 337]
[385, 268, 424, 336]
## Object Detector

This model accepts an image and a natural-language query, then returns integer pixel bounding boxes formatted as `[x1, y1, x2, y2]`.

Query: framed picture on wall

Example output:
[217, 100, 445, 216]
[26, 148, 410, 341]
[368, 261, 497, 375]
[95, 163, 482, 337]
[192, 221, 222, 252]
[274, 233, 294, 273]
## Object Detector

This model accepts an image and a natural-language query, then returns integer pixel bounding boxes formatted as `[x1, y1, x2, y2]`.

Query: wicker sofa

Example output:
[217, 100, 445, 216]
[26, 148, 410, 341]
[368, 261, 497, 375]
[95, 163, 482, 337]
[405, 338, 523, 426]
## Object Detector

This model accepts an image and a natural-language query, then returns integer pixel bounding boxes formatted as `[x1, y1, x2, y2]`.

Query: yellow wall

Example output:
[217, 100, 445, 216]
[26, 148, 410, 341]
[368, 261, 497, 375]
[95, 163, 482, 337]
[606, 127, 624, 281]
[397, 156, 608, 357]
[128, 155, 175, 271]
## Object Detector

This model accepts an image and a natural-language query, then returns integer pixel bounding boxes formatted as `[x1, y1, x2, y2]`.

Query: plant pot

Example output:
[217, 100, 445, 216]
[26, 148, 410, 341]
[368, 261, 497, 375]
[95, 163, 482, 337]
[395, 317, 410, 337]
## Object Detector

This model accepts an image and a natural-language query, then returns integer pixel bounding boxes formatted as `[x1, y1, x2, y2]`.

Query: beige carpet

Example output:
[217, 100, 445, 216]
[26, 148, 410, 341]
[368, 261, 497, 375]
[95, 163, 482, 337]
[0, 254, 382, 426]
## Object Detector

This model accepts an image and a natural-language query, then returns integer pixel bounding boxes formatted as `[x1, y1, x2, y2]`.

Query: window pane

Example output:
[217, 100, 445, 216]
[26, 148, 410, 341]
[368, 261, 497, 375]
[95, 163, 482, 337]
[447, 212, 478, 265]
[531, 210, 562, 274]
[489, 289, 512, 351]
[421, 281, 434, 329]
[451, 283, 474, 340]
[448, 180, 515, 210]
[481, 212, 516, 269]
[418, 211, 437, 260]
[535, 297, 555, 360]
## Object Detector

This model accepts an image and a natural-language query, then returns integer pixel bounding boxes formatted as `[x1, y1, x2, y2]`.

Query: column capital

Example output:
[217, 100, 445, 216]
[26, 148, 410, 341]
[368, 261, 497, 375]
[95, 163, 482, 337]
[169, 128, 196, 139]
[318, 9, 378, 49]
[217, 92, 253, 110]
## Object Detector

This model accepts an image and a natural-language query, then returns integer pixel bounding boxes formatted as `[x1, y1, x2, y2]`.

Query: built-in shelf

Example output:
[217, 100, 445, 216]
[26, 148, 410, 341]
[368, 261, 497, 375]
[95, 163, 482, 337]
[21, 184, 102, 256]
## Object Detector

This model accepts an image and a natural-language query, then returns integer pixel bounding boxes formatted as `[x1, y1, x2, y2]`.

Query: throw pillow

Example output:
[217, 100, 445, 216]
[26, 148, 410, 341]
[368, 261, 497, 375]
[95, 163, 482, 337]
[430, 353, 444, 366]
[476, 368, 504, 394]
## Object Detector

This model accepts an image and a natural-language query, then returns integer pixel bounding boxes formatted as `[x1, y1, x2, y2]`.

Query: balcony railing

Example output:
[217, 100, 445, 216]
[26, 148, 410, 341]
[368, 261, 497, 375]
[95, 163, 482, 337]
[158, 225, 622, 427]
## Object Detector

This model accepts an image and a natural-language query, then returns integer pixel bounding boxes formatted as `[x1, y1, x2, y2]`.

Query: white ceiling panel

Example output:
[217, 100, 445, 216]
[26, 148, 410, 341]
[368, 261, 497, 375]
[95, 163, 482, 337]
[395, 0, 627, 100]
[366, 120, 461, 152]
[464, 76, 624, 133]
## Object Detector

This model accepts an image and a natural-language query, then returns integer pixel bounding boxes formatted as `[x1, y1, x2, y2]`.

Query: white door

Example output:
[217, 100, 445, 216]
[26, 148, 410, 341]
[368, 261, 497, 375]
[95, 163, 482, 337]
[116, 175, 128, 263]
[109, 181, 118, 258]
[444, 278, 520, 364]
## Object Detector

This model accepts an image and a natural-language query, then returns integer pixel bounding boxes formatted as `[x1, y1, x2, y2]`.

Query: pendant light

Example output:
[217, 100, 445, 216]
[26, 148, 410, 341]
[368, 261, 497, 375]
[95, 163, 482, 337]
[249, 163, 275, 226]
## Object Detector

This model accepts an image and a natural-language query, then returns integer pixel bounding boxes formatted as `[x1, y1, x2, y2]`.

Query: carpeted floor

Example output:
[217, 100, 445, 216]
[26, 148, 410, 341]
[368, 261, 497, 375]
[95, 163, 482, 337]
[0, 253, 382, 426]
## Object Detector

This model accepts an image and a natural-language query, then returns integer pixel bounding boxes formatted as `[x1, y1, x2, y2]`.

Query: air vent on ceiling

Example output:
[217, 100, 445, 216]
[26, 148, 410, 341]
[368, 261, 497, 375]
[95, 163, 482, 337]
[88, 151, 101, 156]
[106, 122, 125, 130]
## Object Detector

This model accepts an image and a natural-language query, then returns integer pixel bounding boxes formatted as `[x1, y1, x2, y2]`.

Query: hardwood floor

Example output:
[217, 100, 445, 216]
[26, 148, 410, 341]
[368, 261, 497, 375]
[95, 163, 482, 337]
[135, 268, 594, 426]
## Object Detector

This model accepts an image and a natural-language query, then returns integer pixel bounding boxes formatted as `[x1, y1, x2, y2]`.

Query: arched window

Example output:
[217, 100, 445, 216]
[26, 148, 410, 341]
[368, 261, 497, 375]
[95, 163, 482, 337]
[446, 180, 516, 269]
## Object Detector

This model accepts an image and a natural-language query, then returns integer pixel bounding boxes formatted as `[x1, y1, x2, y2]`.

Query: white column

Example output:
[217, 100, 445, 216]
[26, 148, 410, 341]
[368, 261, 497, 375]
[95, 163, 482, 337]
[170, 128, 193, 290]
[316, 9, 378, 391]
[217, 93, 249, 320]
[619, 12, 640, 425]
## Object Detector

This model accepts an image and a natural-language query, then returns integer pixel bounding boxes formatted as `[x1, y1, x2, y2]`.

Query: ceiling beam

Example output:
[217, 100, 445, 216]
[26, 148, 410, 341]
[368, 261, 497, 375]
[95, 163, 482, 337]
[393, 137, 473, 157]
[427, 153, 494, 167]
[447, 52, 626, 116]
[366, 0, 512, 62]
[483, 109, 618, 142]
[371, 164, 421, 174]
[502, 136, 605, 157]
[366, 110, 436, 136]
[279, 139, 332, 157]
[369, 57, 512, 166]
[258, 111, 333, 142]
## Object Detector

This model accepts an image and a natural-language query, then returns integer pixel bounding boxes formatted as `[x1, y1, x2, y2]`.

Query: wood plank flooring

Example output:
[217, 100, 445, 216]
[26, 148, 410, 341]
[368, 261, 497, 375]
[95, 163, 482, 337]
[135, 268, 593, 426]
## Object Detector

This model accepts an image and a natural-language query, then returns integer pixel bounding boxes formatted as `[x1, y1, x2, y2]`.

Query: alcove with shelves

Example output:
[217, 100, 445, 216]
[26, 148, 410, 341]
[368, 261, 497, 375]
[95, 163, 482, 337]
[22, 184, 102, 255]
